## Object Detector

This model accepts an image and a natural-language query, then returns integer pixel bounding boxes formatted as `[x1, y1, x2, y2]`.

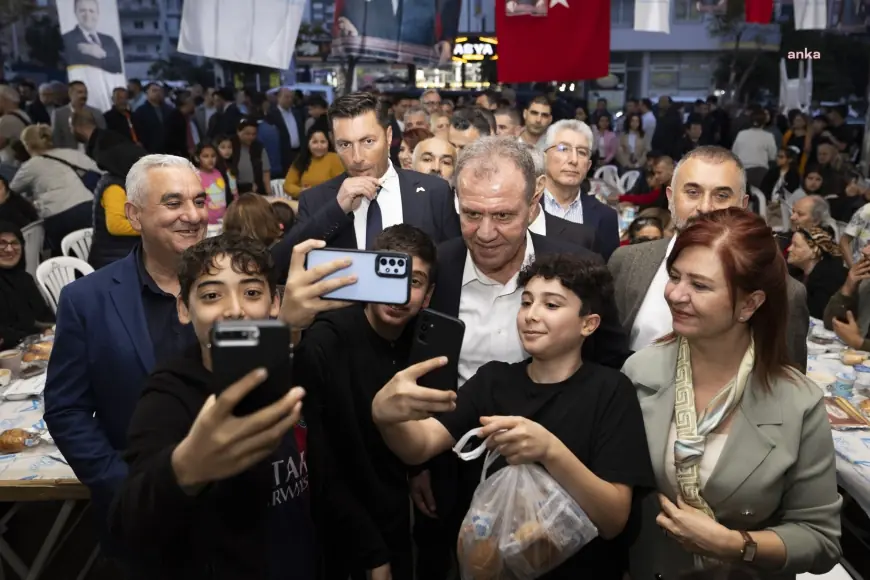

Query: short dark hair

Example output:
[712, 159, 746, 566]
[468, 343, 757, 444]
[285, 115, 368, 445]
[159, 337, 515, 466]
[451, 108, 492, 136]
[517, 254, 613, 316]
[69, 80, 86, 90]
[372, 224, 438, 286]
[477, 90, 499, 107]
[641, 98, 653, 110]
[526, 95, 550, 110]
[112, 86, 127, 96]
[328, 92, 391, 129]
[178, 233, 277, 307]
[495, 107, 521, 125]
[307, 95, 328, 109]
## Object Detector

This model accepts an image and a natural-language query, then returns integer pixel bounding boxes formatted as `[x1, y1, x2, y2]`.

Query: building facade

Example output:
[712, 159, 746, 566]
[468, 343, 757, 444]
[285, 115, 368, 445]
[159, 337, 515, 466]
[118, 0, 186, 79]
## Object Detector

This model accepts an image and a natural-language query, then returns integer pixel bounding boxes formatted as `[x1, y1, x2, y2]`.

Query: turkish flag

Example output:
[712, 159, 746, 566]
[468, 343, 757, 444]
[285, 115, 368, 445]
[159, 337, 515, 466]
[745, 0, 774, 22]
[495, 0, 610, 83]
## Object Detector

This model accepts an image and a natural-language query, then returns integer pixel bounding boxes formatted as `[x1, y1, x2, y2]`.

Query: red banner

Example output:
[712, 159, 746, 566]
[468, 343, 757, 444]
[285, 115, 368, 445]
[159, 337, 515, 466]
[746, 0, 774, 22]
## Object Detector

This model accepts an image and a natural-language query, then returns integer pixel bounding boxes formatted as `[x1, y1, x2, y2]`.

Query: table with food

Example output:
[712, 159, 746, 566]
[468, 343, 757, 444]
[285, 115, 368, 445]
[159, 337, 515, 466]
[0, 330, 88, 580]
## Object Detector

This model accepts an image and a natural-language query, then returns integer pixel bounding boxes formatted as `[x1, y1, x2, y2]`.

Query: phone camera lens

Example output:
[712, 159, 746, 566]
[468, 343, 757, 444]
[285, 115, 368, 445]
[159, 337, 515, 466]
[389, 258, 396, 266]
[397, 259, 405, 268]
[380, 258, 388, 265]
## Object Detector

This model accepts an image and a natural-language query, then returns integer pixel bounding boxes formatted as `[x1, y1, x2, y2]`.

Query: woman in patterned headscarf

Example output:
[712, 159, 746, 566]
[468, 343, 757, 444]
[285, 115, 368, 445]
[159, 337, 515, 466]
[787, 226, 848, 319]
[621, 208, 841, 579]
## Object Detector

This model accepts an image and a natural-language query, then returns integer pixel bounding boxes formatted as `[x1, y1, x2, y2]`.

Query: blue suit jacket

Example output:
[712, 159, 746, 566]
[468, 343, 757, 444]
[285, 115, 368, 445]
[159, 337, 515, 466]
[45, 252, 154, 509]
[579, 192, 620, 261]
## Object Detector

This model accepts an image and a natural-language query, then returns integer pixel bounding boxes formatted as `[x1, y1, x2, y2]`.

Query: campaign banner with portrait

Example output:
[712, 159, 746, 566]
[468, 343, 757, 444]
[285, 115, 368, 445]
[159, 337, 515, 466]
[56, 0, 126, 112]
[332, 0, 462, 66]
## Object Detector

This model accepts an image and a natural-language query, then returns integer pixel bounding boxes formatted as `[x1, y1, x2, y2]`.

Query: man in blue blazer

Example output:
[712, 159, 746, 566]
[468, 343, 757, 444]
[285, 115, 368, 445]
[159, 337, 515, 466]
[44, 154, 207, 555]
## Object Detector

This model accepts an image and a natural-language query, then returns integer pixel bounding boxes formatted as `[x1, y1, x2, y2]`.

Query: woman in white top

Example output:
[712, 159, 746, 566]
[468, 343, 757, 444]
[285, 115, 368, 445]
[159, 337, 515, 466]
[10, 124, 100, 254]
[623, 208, 840, 580]
[731, 109, 777, 191]
[616, 112, 648, 170]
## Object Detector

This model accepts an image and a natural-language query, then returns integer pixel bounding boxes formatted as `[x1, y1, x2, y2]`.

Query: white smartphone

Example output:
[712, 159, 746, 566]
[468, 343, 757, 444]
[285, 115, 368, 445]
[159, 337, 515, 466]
[305, 248, 411, 305]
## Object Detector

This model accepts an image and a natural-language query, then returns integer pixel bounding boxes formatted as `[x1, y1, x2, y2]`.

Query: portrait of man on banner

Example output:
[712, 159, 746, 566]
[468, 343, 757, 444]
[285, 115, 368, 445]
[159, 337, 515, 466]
[62, 0, 123, 74]
[333, 0, 461, 66]
[506, 0, 548, 16]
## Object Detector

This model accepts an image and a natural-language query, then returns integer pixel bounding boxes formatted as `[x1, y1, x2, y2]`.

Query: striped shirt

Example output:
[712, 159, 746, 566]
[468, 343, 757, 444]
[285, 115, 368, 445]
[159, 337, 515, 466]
[542, 188, 585, 224]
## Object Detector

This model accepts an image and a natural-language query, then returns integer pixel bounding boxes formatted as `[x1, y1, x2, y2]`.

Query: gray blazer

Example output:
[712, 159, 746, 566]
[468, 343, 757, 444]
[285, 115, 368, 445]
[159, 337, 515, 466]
[608, 238, 810, 372]
[51, 105, 106, 150]
[623, 342, 841, 580]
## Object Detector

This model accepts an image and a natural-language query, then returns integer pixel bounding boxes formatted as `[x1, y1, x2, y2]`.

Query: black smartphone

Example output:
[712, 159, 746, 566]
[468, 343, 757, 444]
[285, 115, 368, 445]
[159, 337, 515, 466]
[210, 320, 292, 416]
[407, 309, 465, 391]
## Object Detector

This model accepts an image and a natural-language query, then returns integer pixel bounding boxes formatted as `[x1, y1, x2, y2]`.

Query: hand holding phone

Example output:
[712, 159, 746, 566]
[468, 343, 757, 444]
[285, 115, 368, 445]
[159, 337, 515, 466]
[281, 239, 357, 330]
[408, 309, 465, 391]
[172, 368, 305, 489]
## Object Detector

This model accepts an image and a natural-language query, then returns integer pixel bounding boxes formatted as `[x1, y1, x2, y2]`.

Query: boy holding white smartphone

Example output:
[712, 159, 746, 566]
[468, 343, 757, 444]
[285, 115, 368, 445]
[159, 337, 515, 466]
[294, 223, 438, 580]
[111, 234, 391, 580]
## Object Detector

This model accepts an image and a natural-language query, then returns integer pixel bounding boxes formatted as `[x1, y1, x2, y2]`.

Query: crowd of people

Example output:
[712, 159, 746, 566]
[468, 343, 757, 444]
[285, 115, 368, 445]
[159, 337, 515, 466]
[0, 77, 868, 579]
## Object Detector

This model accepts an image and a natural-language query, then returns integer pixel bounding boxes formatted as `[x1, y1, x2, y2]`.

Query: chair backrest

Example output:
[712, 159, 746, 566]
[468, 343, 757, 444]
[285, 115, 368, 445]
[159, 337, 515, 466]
[35, 256, 95, 313]
[61, 228, 94, 261]
[20, 220, 45, 278]
[619, 170, 641, 193]
[270, 179, 286, 198]
[593, 165, 620, 188]
[750, 187, 767, 221]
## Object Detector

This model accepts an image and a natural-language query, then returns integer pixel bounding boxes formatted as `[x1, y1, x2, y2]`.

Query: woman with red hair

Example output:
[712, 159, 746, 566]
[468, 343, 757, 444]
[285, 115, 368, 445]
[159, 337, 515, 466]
[397, 127, 433, 170]
[623, 207, 841, 579]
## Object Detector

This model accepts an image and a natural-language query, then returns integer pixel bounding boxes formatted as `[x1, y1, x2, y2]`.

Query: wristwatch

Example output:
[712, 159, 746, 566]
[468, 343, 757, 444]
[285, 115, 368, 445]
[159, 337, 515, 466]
[739, 530, 757, 563]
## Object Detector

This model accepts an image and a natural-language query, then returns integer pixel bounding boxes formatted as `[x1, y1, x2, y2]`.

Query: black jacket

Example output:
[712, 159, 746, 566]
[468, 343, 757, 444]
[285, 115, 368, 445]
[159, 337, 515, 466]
[110, 346, 390, 580]
[265, 106, 305, 175]
[230, 136, 267, 195]
[273, 169, 461, 279]
[103, 108, 136, 142]
[133, 102, 175, 153]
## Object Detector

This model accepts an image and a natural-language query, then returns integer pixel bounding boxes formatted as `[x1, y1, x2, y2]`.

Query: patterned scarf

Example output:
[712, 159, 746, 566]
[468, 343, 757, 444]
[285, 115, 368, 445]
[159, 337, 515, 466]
[673, 335, 755, 517]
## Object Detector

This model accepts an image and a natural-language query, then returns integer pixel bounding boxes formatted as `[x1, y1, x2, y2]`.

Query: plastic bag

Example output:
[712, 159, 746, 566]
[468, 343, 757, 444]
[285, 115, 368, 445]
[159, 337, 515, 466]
[453, 428, 598, 580]
[0, 429, 42, 454]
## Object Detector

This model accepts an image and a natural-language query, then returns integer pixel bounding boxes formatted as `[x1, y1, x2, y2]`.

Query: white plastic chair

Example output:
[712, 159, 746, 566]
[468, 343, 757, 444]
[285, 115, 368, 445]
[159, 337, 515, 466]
[36, 257, 94, 313]
[61, 228, 93, 261]
[619, 170, 641, 193]
[593, 165, 620, 189]
[750, 186, 767, 221]
[270, 179, 286, 198]
[20, 220, 45, 278]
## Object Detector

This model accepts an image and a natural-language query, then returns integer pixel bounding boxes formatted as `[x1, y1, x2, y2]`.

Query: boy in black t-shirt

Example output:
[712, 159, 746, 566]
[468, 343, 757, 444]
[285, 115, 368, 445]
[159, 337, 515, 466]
[372, 254, 655, 580]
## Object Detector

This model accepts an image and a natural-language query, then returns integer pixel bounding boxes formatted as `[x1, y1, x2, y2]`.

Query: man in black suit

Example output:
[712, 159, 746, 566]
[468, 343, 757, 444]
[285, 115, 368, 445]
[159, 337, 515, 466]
[409, 136, 630, 580]
[132, 83, 174, 154]
[206, 88, 236, 140]
[103, 87, 136, 142]
[265, 87, 305, 175]
[62, 0, 123, 74]
[525, 145, 597, 251]
[164, 92, 204, 158]
[272, 92, 460, 279]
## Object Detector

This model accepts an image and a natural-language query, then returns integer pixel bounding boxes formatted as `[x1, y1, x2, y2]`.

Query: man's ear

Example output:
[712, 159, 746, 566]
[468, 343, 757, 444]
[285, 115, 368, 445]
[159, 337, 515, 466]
[125, 201, 142, 233]
[177, 294, 191, 325]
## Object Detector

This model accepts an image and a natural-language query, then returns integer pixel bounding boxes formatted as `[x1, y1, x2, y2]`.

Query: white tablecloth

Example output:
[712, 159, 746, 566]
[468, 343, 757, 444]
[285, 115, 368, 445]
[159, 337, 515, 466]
[0, 395, 75, 482]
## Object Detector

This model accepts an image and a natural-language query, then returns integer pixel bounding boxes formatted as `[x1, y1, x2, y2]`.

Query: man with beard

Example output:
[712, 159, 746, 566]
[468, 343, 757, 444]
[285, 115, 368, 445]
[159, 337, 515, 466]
[294, 224, 438, 580]
[607, 145, 808, 370]
[519, 95, 553, 146]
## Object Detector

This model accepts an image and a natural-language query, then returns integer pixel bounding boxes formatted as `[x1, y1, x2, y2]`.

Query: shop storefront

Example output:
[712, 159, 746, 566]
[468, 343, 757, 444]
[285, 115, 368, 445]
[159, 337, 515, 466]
[416, 35, 498, 89]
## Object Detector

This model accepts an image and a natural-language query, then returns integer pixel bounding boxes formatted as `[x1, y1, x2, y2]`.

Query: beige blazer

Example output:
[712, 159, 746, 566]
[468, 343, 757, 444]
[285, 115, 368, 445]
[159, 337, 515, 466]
[622, 342, 841, 580]
[616, 132, 648, 169]
[608, 238, 810, 373]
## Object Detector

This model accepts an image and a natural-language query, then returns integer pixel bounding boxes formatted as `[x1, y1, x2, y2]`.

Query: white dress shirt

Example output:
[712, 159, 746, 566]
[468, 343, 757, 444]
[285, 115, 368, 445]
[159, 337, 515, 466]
[642, 110, 657, 147]
[528, 207, 546, 236]
[457, 232, 535, 387]
[629, 236, 677, 351]
[352, 162, 403, 250]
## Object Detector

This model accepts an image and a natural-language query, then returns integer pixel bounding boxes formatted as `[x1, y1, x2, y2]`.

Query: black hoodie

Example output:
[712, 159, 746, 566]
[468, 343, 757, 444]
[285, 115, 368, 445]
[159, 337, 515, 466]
[110, 344, 390, 579]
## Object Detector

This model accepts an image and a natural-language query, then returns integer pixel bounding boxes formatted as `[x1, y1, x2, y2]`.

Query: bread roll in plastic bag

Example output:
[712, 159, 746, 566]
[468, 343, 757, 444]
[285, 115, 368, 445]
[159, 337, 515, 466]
[453, 428, 598, 580]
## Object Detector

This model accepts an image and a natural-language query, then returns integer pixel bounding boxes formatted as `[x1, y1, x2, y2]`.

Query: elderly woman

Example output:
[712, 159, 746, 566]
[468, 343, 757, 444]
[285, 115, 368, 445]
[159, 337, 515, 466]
[10, 124, 100, 254]
[787, 227, 848, 319]
[624, 208, 841, 579]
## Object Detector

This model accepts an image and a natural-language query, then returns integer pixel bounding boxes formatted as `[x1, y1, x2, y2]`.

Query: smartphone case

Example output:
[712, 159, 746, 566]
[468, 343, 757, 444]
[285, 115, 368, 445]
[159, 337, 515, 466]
[210, 320, 292, 416]
[408, 309, 466, 391]
[305, 248, 411, 305]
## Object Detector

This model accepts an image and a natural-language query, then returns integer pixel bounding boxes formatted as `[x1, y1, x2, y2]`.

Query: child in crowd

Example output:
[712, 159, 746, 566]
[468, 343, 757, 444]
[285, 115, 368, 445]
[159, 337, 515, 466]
[269, 199, 296, 241]
[194, 142, 231, 225]
[110, 233, 389, 579]
[371, 253, 655, 580]
[214, 135, 239, 201]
